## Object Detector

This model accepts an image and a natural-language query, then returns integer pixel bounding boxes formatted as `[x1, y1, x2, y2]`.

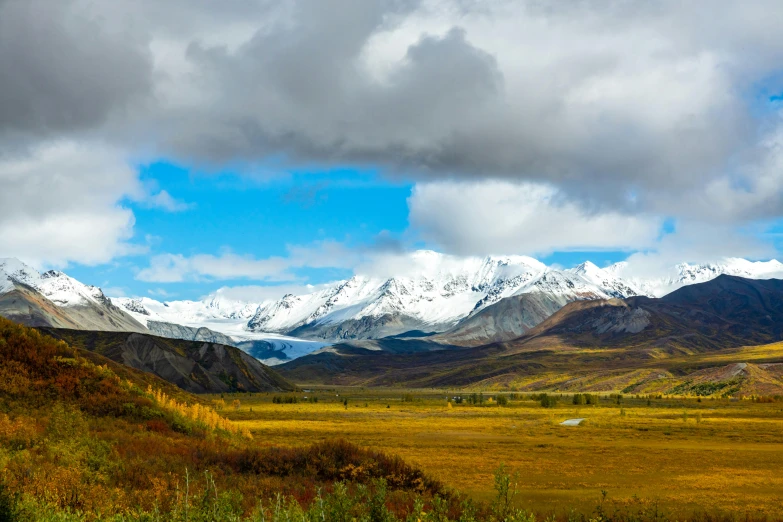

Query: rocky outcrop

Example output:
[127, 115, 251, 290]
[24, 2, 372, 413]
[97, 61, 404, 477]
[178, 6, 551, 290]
[146, 320, 237, 346]
[287, 313, 441, 341]
[431, 292, 568, 346]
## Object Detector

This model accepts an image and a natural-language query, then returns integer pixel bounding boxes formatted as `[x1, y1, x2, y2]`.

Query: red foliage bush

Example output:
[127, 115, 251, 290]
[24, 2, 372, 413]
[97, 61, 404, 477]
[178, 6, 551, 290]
[212, 439, 444, 496]
[145, 419, 171, 434]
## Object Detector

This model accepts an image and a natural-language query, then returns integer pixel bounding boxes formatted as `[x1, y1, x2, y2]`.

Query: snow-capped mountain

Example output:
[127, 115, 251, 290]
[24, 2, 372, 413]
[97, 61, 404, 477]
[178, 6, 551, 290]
[607, 258, 783, 297]
[5, 252, 783, 365]
[111, 296, 256, 328]
[1, 258, 109, 307]
[244, 252, 647, 340]
[110, 252, 783, 347]
[110, 295, 330, 365]
[0, 258, 146, 332]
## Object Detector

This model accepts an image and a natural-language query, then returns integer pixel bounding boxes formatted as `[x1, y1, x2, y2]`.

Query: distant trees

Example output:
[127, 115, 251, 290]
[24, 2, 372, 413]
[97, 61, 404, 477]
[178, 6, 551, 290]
[572, 393, 597, 405]
[466, 392, 486, 405]
[272, 395, 298, 404]
[539, 394, 557, 408]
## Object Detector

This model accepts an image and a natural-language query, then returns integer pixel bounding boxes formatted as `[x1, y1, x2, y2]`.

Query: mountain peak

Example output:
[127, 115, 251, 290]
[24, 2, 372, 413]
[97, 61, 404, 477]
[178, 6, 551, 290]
[571, 260, 601, 275]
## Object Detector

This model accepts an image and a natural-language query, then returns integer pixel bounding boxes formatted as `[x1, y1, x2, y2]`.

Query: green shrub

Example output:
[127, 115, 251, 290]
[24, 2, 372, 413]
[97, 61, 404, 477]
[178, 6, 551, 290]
[0, 483, 19, 522]
[539, 394, 557, 408]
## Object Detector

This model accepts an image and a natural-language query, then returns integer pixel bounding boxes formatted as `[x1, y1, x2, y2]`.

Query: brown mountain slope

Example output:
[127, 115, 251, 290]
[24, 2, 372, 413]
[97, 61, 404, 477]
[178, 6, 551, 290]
[0, 282, 146, 332]
[509, 275, 783, 355]
[430, 292, 567, 347]
[0, 285, 83, 328]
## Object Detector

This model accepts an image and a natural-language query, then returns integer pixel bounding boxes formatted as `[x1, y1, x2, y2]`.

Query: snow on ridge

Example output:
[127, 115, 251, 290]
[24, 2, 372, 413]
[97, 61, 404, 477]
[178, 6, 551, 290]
[608, 257, 783, 297]
[244, 254, 624, 333]
[0, 258, 108, 308]
[8, 252, 783, 345]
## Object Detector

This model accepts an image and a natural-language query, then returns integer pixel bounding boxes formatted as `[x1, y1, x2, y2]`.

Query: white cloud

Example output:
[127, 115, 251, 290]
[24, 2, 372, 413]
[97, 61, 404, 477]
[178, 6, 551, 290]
[101, 286, 130, 298]
[210, 283, 329, 303]
[135, 252, 297, 283]
[0, 141, 145, 267]
[147, 287, 174, 297]
[143, 190, 194, 212]
[622, 223, 777, 279]
[408, 180, 662, 256]
[136, 240, 363, 283]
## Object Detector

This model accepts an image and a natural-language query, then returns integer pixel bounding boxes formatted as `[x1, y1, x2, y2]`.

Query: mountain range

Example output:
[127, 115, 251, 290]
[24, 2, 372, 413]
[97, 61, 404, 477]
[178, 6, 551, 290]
[3, 253, 783, 366]
[277, 275, 783, 395]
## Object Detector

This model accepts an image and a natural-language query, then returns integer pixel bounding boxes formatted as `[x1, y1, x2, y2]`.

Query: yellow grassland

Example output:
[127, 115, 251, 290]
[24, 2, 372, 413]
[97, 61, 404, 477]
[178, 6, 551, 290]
[213, 389, 783, 518]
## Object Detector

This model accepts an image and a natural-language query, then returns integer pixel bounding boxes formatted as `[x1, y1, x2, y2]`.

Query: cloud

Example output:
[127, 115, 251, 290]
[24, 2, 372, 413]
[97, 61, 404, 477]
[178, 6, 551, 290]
[621, 222, 777, 279]
[3, 0, 783, 267]
[210, 283, 330, 303]
[101, 286, 130, 298]
[135, 252, 297, 283]
[134, 0, 783, 216]
[0, 141, 145, 267]
[143, 190, 194, 212]
[0, 0, 152, 142]
[136, 239, 374, 283]
[147, 287, 174, 297]
[408, 180, 663, 256]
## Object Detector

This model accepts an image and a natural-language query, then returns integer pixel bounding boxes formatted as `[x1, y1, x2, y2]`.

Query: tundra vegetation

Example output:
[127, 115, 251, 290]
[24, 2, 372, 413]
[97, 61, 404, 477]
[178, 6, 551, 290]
[1, 317, 783, 520]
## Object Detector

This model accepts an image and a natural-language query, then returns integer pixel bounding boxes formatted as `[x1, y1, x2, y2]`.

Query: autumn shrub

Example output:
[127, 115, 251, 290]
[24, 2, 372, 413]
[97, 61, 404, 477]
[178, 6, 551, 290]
[0, 483, 19, 522]
[221, 439, 444, 496]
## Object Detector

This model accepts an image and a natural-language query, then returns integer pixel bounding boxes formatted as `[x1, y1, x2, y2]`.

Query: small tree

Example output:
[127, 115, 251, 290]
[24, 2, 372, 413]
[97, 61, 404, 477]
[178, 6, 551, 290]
[492, 464, 521, 521]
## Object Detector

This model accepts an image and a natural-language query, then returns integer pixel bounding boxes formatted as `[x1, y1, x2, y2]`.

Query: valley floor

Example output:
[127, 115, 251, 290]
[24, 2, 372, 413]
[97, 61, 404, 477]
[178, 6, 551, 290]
[219, 390, 783, 518]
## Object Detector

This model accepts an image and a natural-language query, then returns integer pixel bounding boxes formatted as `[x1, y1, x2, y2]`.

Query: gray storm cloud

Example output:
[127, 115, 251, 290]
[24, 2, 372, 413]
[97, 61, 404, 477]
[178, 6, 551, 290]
[1, 0, 783, 265]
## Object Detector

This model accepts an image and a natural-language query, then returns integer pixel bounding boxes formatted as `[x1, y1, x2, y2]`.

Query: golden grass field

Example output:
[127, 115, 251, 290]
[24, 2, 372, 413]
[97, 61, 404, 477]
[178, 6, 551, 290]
[212, 389, 783, 518]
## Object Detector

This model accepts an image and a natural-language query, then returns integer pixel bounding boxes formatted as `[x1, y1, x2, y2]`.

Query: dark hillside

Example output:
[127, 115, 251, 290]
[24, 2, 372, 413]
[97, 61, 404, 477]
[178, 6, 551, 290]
[38, 327, 296, 393]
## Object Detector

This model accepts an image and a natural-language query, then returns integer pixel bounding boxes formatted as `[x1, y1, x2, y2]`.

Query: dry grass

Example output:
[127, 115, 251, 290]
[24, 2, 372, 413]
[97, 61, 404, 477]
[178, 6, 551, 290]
[215, 389, 783, 518]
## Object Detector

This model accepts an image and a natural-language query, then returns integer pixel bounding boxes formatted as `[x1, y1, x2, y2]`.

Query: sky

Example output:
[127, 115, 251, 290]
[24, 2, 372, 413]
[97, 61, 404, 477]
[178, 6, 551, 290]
[1, 0, 783, 301]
